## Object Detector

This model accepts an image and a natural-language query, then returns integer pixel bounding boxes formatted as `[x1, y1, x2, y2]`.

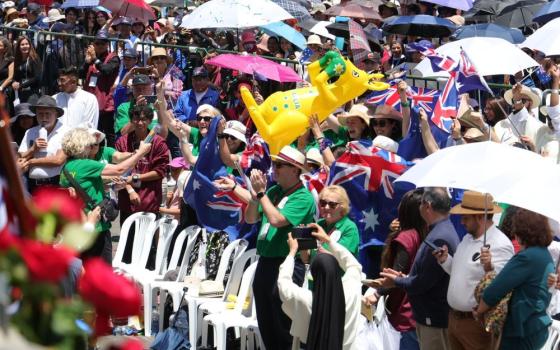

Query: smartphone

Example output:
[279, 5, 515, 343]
[292, 226, 317, 250]
[144, 95, 157, 104]
[423, 240, 441, 252]
[135, 66, 153, 75]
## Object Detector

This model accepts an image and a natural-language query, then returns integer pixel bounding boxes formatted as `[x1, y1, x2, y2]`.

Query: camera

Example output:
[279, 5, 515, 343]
[292, 226, 317, 250]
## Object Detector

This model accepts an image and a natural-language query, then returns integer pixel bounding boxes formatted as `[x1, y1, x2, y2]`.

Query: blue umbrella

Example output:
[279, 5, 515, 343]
[450, 23, 525, 44]
[261, 21, 306, 50]
[533, 0, 560, 24]
[61, 0, 100, 9]
[382, 15, 457, 38]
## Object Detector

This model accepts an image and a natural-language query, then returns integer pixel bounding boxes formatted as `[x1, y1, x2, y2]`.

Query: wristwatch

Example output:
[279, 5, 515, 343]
[132, 174, 140, 182]
[217, 133, 226, 139]
[256, 191, 265, 199]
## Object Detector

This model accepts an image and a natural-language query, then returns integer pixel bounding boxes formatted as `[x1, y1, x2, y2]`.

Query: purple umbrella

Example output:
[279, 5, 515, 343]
[422, 0, 473, 11]
[205, 54, 302, 82]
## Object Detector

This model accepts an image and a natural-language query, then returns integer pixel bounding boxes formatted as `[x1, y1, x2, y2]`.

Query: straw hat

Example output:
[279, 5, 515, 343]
[338, 104, 370, 126]
[450, 191, 502, 215]
[503, 85, 541, 108]
[270, 146, 306, 170]
[148, 47, 172, 65]
[307, 34, 322, 46]
[4, 7, 17, 20]
[372, 104, 402, 121]
[463, 128, 486, 142]
[42, 9, 65, 23]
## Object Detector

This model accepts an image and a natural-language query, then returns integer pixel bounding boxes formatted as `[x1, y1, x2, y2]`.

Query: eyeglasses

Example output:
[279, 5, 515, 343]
[272, 162, 293, 169]
[371, 119, 389, 127]
[319, 199, 340, 209]
[197, 115, 212, 122]
[132, 116, 150, 122]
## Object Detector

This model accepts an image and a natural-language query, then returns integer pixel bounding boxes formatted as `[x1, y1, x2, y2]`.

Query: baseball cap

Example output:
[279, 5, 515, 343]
[123, 48, 138, 58]
[132, 74, 151, 85]
[192, 66, 209, 78]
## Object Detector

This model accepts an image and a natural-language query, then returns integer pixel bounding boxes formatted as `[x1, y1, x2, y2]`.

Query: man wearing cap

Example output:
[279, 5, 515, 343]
[381, 187, 459, 350]
[174, 66, 219, 123]
[83, 30, 120, 146]
[494, 83, 549, 150]
[113, 47, 138, 109]
[114, 74, 157, 137]
[18, 95, 68, 193]
[113, 17, 138, 53]
[245, 146, 316, 350]
[363, 52, 382, 74]
[26, 3, 47, 30]
[434, 191, 514, 350]
[53, 66, 99, 129]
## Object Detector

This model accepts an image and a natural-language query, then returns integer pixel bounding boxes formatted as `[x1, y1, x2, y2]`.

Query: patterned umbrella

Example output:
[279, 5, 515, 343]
[270, 0, 312, 22]
[325, 2, 382, 20]
[61, 0, 100, 9]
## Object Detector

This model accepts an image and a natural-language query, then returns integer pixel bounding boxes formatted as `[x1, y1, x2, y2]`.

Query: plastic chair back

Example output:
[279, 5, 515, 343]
[112, 212, 156, 269]
[224, 249, 257, 299]
[153, 217, 179, 274]
[175, 225, 203, 282]
[214, 239, 248, 286]
[166, 229, 188, 272]
[233, 261, 258, 313]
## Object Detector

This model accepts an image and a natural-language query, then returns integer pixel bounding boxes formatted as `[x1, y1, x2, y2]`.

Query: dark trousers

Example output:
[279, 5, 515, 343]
[80, 229, 112, 264]
[253, 256, 305, 350]
[27, 175, 60, 195]
[98, 111, 116, 147]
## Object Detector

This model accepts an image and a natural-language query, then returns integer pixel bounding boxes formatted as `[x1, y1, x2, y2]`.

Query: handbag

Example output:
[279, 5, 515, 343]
[62, 169, 118, 223]
[474, 271, 511, 336]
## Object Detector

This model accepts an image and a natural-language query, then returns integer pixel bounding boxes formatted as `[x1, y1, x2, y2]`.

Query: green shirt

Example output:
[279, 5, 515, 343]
[316, 216, 359, 257]
[60, 158, 109, 232]
[256, 185, 316, 257]
[189, 127, 202, 156]
[114, 101, 157, 134]
[94, 146, 116, 165]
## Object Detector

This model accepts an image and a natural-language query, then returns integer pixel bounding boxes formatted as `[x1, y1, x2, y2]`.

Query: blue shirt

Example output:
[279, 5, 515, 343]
[394, 217, 460, 328]
[173, 88, 220, 122]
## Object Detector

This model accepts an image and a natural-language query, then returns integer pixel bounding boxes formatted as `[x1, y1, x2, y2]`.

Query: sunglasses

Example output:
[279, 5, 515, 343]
[371, 119, 390, 127]
[319, 200, 339, 209]
[152, 55, 167, 61]
[197, 115, 212, 122]
[273, 161, 293, 169]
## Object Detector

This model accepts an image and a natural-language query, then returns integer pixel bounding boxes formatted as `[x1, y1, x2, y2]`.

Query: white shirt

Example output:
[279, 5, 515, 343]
[440, 225, 514, 312]
[53, 88, 99, 129]
[18, 121, 68, 179]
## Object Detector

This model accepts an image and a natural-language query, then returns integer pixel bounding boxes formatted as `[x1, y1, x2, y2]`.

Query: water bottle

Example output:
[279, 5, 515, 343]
[37, 127, 48, 157]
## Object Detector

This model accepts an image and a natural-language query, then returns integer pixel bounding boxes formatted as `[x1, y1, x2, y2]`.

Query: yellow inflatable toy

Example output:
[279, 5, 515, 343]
[240, 50, 389, 155]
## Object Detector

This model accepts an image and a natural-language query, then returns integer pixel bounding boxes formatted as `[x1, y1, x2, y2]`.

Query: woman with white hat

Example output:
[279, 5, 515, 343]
[87, 128, 133, 166]
[217, 119, 247, 174]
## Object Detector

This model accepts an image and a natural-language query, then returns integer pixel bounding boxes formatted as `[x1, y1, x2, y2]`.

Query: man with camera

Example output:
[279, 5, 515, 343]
[114, 73, 158, 137]
[245, 146, 316, 350]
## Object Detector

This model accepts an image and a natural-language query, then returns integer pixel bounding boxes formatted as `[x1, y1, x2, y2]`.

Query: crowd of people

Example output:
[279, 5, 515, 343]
[4, 0, 560, 349]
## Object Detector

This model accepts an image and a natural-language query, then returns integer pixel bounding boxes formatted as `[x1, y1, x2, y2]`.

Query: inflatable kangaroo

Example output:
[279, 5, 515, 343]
[240, 50, 389, 155]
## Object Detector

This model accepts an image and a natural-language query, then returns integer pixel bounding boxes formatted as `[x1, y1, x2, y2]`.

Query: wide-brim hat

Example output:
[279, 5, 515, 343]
[372, 104, 402, 121]
[30, 95, 64, 117]
[338, 104, 370, 126]
[305, 148, 324, 166]
[307, 34, 322, 46]
[270, 146, 306, 170]
[10, 102, 35, 123]
[450, 191, 502, 215]
[504, 85, 541, 108]
[373, 135, 399, 153]
[4, 8, 17, 19]
[148, 47, 172, 65]
[463, 127, 486, 142]
[88, 127, 106, 143]
[223, 120, 247, 144]
[43, 9, 65, 23]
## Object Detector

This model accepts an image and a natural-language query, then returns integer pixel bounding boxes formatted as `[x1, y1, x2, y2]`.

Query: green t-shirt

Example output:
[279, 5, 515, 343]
[315, 216, 359, 257]
[256, 185, 316, 257]
[60, 158, 109, 232]
[288, 128, 348, 153]
[189, 127, 202, 156]
[114, 101, 157, 134]
[94, 146, 116, 165]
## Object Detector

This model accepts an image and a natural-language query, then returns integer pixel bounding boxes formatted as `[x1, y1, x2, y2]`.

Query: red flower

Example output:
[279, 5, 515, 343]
[33, 187, 84, 222]
[19, 239, 76, 283]
[0, 229, 20, 251]
[78, 259, 141, 336]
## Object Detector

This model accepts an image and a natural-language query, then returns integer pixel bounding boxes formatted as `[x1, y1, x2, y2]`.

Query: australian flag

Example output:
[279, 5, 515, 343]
[328, 140, 414, 248]
[301, 166, 329, 220]
[239, 133, 271, 176]
[366, 85, 440, 113]
[398, 106, 451, 160]
[184, 117, 246, 234]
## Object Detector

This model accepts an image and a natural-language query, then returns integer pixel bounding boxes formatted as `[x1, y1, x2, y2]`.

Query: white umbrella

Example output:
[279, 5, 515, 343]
[522, 17, 560, 57]
[308, 20, 335, 40]
[413, 37, 539, 77]
[395, 141, 560, 222]
[180, 0, 294, 29]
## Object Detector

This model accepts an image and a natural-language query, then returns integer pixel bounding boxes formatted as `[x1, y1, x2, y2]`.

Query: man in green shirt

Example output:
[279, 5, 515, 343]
[245, 146, 316, 350]
[114, 74, 157, 137]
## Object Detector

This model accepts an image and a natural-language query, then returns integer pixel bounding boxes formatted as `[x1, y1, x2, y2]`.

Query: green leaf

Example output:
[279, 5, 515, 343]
[58, 223, 98, 253]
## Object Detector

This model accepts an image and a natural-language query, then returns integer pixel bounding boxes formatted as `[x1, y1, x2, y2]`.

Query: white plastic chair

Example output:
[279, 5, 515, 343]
[195, 249, 258, 345]
[240, 316, 264, 350]
[112, 212, 157, 272]
[200, 260, 259, 350]
[143, 225, 202, 336]
[185, 242, 251, 347]
[542, 319, 560, 350]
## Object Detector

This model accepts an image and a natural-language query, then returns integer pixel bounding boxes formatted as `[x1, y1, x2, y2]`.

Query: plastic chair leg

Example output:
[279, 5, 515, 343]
[188, 299, 198, 347]
[143, 283, 153, 337]
[215, 323, 228, 350]
[201, 318, 210, 347]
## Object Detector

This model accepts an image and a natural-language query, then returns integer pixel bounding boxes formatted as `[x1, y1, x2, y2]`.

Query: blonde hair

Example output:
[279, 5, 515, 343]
[62, 128, 95, 159]
[319, 185, 351, 216]
[197, 104, 221, 117]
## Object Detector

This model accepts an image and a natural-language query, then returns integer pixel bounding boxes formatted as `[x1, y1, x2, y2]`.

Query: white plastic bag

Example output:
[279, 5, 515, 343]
[13, 90, 20, 107]
[375, 296, 401, 350]
[353, 315, 383, 350]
